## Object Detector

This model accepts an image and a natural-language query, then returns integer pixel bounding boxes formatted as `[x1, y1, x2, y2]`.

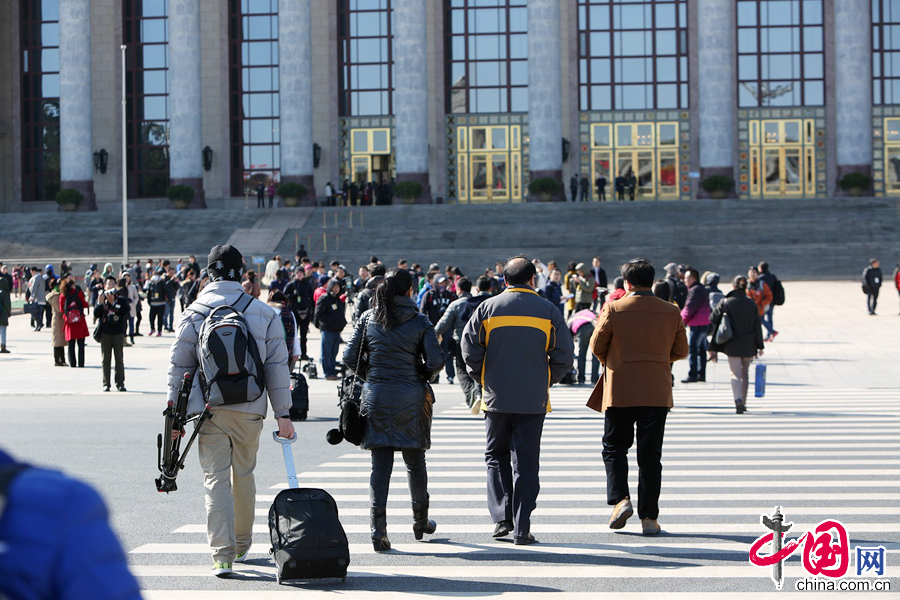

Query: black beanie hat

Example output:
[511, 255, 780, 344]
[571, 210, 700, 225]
[207, 244, 244, 281]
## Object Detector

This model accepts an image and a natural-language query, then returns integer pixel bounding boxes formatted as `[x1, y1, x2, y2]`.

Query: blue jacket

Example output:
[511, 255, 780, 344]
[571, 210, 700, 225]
[0, 449, 142, 600]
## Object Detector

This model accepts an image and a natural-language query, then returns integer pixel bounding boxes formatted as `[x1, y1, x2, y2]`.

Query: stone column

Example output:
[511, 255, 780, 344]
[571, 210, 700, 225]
[697, 0, 735, 197]
[280, 0, 315, 205]
[527, 0, 564, 201]
[169, 0, 205, 208]
[59, 0, 96, 211]
[394, 0, 431, 203]
[835, 0, 872, 185]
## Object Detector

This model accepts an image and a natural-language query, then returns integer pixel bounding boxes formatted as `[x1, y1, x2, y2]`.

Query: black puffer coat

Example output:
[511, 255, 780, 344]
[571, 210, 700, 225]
[342, 296, 444, 450]
[708, 289, 764, 357]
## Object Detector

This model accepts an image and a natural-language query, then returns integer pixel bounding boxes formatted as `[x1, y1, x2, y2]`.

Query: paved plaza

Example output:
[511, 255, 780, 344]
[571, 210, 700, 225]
[0, 280, 897, 598]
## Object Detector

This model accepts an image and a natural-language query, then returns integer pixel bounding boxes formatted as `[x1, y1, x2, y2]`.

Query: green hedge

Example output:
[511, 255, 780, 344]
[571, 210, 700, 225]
[394, 181, 424, 200]
[277, 182, 308, 199]
[700, 175, 734, 194]
[527, 177, 561, 196]
[55, 188, 84, 207]
[166, 184, 195, 202]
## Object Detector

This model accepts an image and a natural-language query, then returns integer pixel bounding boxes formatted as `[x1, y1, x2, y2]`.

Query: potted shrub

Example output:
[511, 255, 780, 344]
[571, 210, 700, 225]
[166, 184, 195, 209]
[701, 175, 735, 199]
[528, 177, 561, 202]
[838, 172, 871, 197]
[55, 188, 84, 212]
[394, 181, 424, 205]
[277, 182, 307, 207]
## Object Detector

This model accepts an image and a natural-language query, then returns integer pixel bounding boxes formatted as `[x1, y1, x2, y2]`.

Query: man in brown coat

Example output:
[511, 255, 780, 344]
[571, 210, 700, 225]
[590, 258, 688, 535]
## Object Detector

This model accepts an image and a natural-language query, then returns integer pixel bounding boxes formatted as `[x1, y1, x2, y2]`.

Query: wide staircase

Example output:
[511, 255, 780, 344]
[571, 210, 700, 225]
[1, 197, 897, 280]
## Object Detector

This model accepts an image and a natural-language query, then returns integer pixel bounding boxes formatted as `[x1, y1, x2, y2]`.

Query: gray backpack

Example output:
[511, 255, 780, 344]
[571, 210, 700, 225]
[190, 294, 265, 406]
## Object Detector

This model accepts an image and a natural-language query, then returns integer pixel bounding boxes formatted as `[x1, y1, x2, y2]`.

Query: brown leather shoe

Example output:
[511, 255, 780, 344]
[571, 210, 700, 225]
[609, 498, 633, 530]
[641, 518, 661, 535]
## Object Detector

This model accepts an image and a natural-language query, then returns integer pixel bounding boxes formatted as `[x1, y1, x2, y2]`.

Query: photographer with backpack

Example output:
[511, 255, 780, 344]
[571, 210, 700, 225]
[757, 261, 784, 341]
[167, 244, 294, 578]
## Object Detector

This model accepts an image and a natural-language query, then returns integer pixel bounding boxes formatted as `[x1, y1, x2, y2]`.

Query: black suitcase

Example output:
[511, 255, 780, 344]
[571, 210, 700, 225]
[289, 372, 309, 421]
[270, 433, 350, 584]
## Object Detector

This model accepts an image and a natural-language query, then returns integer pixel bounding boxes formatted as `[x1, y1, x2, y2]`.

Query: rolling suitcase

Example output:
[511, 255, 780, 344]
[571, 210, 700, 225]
[289, 372, 309, 421]
[269, 432, 350, 584]
[754, 361, 767, 398]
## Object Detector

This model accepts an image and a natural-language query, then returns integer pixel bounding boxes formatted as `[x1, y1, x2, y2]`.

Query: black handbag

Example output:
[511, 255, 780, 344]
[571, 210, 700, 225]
[338, 316, 369, 446]
[92, 322, 102, 343]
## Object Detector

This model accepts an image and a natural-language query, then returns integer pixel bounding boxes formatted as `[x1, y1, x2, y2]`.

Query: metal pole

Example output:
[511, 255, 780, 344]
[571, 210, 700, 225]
[121, 45, 129, 268]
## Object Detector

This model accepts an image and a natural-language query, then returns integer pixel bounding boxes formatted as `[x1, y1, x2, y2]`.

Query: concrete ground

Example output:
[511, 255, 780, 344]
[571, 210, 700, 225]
[0, 280, 897, 598]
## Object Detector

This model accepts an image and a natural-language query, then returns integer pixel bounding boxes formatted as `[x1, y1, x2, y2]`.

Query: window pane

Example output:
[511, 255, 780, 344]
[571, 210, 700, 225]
[372, 130, 388, 153]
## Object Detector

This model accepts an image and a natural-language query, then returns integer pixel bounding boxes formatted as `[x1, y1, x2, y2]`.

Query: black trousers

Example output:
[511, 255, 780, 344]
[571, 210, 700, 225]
[44, 304, 53, 328]
[441, 337, 456, 379]
[149, 305, 165, 332]
[453, 341, 481, 407]
[602, 406, 668, 520]
[100, 333, 125, 387]
[597, 188, 606, 201]
[867, 288, 879, 313]
[484, 411, 545, 537]
[297, 315, 311, 357]
[369, 447, 428, 508]
[67, 338, 85, 368]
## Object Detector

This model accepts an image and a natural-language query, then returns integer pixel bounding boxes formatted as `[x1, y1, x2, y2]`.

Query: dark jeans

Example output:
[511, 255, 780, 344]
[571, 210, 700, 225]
[441, 337, 456, 380]
[369, 447, 428, 508]
[575, 323, 600, 384]
[149, 305, 165, 332]
[454, 341, 481, 407]
[687, 324, 709, 380]
[597, 188, 606, 201]
[297, 315, 311, 357]
[100, 333, 125, 387]
[761, 306, 775, 338]
[67, 337, 85, 368]
[602, 406, 669, 520]
[164, 299, 175, 330]
[868, 289, 880, 314]
[257, 193, 265, 208]
[321, 330, 341, 376]
[44, 304, 52, 328]
[484, 411, 545, 538]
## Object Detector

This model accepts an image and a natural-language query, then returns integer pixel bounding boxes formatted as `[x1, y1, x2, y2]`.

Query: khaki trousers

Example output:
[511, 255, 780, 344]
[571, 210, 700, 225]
[198, 408, 264, 563]
[728, 356, 753, 403]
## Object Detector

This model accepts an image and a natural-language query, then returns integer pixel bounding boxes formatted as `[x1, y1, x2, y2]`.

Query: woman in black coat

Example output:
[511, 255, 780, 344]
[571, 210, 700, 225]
[708, 275, 765, 414]
[342, 268, 444, 552]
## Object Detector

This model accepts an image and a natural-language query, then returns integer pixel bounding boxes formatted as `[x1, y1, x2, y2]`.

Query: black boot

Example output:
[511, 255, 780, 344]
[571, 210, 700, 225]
[735, 400, 746, 414]
[370, 507, 391, 552]
[412, 499, 437, 541]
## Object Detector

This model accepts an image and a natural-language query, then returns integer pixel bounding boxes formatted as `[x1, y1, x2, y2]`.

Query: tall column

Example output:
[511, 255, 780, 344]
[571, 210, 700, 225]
[59, 0, 96, 211]
[835, 0, 872, 184]
[697, 0, 735, 197]
[169, 0, 205, 208]
[527, 0, 564, 201]
[280, 0, 315, 205]
[394, 0, 431, 203]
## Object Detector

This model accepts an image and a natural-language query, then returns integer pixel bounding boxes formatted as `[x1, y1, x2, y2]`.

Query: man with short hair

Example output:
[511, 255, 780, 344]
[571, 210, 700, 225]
[354, 263, 386, 321]
[863, 258, 883, 316]
[756, 261, 780, 341]
[580, 173, 590, 202]
[590, 258, 688, 536]
[283, 267, 315, 359]
[680, 268, 711, 383]
[462, 257, 574, 545]
[420, 275, 458, 384]
[27, 266, 46, 331]
[163, 267, 181, 332]
[167, 244, 294, 577]
[569, 173, 579, 202]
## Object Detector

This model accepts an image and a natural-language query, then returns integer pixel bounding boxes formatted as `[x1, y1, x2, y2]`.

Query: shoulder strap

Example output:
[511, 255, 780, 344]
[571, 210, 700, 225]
[234, 292, 253, 314]
[188, 292, 252, 319]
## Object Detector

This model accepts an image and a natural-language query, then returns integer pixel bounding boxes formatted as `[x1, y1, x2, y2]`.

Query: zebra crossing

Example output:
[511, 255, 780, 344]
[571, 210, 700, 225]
[133, 385, 900, 598]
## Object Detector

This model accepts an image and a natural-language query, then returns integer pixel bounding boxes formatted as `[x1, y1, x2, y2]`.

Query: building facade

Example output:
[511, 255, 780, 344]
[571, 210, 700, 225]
[0, 0, 884, 211]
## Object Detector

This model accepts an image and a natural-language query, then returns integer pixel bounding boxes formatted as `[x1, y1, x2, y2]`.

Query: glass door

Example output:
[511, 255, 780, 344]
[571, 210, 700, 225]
[468, 153, 510, 202]
[591, 122, 679, 199]
[750, 119, 814, 197]
[456, 125, 521, 203]
[348, 128, 393, 185]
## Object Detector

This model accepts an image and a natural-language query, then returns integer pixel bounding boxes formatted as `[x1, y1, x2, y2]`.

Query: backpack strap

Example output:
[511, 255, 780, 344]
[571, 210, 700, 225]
[234, 292, 254, 314]
[0, 463, 29, 522]
[188, 292, 253, 320]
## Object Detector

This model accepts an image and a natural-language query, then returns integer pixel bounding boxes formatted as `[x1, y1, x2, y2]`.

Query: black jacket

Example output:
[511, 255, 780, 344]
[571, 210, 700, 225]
[284, 277, 314, 319]
[343, 297, 444, 450]
[863, 266, 883, 290]
[314, 290, 346, 333]
[163, 276, 180, 302]
[93, 292, 131, 336]
[420, 287, 456, 325]
[353, 276, 382, 322]
[708, 289, 764, 358]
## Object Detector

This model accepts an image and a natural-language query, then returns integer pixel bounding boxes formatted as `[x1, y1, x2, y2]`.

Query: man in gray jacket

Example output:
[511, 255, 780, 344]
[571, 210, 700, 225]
[435, 275, 492, 414]
[167, 244, 294, 578]
[462, 257, 574, 545]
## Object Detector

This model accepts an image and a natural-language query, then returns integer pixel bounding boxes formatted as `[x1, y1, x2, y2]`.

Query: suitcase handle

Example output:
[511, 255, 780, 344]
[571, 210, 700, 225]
[273, 431, 299, 489]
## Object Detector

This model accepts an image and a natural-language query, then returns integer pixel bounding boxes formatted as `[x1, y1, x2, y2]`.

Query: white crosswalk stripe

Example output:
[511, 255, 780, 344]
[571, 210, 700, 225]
[135, 385, 899, 596]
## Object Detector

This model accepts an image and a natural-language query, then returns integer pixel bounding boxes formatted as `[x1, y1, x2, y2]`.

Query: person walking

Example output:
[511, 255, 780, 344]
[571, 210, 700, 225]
[267, 290, 301, 374]
[167, 244, 294, 578]
[568, 308, 600, 385]
[708, 276, 765, 414]
[164, 267, 180, 332]
[543, 268, 564, 314]
[419, 275, 457, 384]
[0, 272, 10, 353]
[95, 277, 130, 392]
[461, 257, 574, 545]
[122, 272, 139, 345]
[746, 267, 773, 320]
[591, 257, 609, 310]
[590, 258, 689, 536]
[756, 261, 781, 341]
[314, 278, 347, 380]
[680, 268, 711, 384]
[60, 278, 89, 369]
[342, 268, 444, 552]
[27, 266, 46, 331]
[242, 269, 261, 299]
[145, 268, 167, 337]
[46, 278, 67, 366]
[862, 258, 883, 315]
[283, 267, 315, 360]
[893, 259, 900, 314]
[255, 181, 265, 208]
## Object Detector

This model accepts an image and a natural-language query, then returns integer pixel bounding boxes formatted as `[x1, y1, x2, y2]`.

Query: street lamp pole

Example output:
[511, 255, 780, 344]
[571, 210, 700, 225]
[121, 44, 129, 269]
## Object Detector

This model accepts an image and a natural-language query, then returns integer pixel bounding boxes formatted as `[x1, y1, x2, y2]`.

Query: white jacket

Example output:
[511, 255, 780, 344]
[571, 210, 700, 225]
[166, 280, 292, 418]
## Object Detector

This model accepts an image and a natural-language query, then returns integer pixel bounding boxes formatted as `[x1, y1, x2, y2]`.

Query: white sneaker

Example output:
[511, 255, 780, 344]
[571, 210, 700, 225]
[212, 561, 233, 577]
[234, 549, 249, 563]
